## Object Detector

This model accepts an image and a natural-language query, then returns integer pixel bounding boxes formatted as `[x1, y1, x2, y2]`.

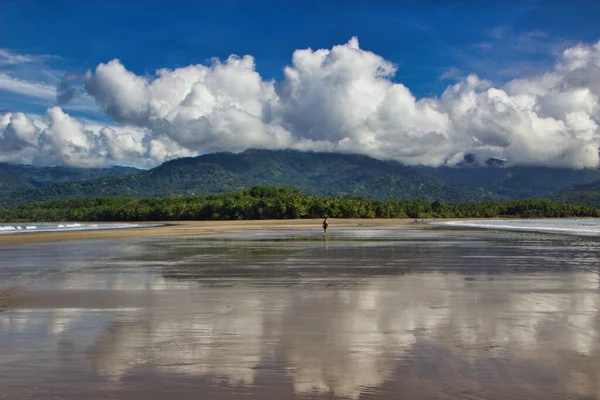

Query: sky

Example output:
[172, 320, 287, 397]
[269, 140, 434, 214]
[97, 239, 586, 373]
[1, 0, 600, 169]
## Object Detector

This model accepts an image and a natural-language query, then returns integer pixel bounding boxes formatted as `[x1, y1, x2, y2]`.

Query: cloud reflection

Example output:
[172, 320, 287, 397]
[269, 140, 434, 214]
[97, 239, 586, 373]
[1, 233, 600, 399]
[2, 271, 599, 398]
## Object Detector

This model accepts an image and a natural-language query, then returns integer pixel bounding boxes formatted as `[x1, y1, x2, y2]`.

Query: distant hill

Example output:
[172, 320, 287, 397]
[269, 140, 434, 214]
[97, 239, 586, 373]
[1, 149, 600, 208]
[426, 166, 600, 199]
[555, 181, 600, 206]
[0, 163, 141, 195]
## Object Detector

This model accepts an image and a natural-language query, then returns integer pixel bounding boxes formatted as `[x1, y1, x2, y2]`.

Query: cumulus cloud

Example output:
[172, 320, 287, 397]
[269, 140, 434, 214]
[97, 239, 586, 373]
[0, 108, 154, 168]
[84, 54, 293, 154]
[0, 112, 40, 164]
[35, 107, 107, 167]
[275, 37, 451, 164]
[3, 37, 600, 168]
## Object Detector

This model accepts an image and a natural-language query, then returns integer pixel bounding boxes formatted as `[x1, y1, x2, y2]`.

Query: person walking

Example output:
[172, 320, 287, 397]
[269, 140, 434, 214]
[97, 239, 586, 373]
[323, 217, 329, 235]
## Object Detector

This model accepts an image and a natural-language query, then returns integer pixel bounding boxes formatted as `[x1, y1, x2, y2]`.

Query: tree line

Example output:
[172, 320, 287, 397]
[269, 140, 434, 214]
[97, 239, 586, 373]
[0, 186, 598, 222]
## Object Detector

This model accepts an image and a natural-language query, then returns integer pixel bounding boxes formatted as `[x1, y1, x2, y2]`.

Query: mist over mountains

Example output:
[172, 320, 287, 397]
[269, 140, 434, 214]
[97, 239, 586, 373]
[1, 149, 600, 209]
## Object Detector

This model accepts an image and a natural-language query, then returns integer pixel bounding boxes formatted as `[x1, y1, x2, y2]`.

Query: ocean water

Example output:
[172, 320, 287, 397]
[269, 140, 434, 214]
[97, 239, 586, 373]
[1, 225, 600, 399]
[0, 222, 157, 234]
[432, 218, 600, 236]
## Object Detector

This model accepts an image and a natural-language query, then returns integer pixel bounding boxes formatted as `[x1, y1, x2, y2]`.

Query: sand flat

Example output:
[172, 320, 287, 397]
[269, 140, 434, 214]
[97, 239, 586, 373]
[0, 218, 421, 245]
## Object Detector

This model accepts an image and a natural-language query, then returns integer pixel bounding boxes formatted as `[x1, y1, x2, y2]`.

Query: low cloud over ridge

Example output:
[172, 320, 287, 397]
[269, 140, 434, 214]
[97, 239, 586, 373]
[2, 37, 600, 168]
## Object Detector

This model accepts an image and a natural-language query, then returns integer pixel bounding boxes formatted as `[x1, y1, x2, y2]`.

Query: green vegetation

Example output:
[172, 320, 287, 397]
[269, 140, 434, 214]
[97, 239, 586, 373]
[0, 163, 140, 196]
[2, 150, 600, 209]
[1, 186, 598, 223]
[555, 181, 600, 206]
[0, 150, 477, 208]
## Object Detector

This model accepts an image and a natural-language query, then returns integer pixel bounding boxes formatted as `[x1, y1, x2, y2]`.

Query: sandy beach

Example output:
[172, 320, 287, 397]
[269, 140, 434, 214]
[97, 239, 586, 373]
[0, 218, 422, 245]
[1, 219, 600, 399]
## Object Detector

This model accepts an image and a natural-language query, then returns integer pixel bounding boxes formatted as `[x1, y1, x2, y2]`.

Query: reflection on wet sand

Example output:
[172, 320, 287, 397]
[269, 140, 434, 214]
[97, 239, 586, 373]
[1, 227, 600, 399]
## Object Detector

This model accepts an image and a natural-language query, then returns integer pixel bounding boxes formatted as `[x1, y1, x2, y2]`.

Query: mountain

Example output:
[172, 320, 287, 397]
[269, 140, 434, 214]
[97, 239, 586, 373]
[0, 150, 473, 207]
[426, 166, 600, 199]
[555, 181, 600, 206]
[1, 149, 600, 208]
[0, 163, 141, 195]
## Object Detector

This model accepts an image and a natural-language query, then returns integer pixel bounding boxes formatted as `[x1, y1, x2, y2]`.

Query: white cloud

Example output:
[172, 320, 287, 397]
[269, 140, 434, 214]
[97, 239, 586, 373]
[35, 107, 106, 167]
[84, 59, 149, 123]
[0, 108, 157, 168]
[3, 38, 600, 168]
[0, 70, 101, 113]
[85, 54, 293, 155]
[0, 48, 101, 116]
[0, 72, 57, 100]
[98, 126, 145, 163]
[439, 66, 462, 81]
[0, 48, 55, 66]
[0, 112, 40, 164]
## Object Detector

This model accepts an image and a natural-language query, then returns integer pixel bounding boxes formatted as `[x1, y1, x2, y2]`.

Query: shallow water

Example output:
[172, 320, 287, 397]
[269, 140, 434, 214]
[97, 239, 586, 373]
[0, 222, 159, 235]
[433, 218, 600, 236]
[1, 226, 600, 399]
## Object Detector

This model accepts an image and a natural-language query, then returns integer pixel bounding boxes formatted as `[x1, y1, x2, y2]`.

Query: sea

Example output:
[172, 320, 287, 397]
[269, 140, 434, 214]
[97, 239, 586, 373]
[0, 222, 158, 234]
[432, 218, 600, 236]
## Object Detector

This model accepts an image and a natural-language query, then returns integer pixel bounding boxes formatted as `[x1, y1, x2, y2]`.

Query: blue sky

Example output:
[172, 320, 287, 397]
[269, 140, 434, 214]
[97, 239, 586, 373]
[1, 0, 600, 168]
[3, 1, 599, 104]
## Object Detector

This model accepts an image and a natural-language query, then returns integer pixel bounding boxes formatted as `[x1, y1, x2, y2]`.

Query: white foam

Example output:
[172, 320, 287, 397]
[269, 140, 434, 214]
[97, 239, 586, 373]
[0, 222, 161, 235]
[432, 219, 600, 236]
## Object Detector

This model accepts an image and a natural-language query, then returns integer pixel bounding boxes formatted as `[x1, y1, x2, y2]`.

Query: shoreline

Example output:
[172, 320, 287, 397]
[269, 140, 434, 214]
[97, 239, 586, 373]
[0, 218, 427, 245]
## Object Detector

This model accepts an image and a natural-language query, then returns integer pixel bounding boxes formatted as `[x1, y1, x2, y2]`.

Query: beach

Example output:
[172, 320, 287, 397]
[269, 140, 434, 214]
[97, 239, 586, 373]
[0, 218, 418, 245]
[1, 219, 600, 399]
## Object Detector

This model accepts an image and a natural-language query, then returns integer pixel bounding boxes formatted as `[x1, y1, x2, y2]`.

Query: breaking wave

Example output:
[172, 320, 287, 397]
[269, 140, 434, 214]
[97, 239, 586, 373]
[432, 219, 600, 236]
[0, 222, 159, 235]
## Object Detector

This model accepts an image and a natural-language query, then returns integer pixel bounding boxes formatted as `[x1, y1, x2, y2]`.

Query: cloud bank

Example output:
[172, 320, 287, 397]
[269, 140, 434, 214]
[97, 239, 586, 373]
[2, 37, 600, 168]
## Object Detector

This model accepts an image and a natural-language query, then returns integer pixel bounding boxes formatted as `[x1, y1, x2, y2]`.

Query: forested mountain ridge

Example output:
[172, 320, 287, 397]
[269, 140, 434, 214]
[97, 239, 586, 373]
[0, 163, 141, 195]
[555, 181, 600, 206]
[2, 149, 600, 209]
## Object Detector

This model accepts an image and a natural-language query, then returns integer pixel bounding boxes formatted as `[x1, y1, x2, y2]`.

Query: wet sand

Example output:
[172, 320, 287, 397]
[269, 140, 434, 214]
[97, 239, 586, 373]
[0, 218, 419, 245]
[1, 222, 600, 399]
